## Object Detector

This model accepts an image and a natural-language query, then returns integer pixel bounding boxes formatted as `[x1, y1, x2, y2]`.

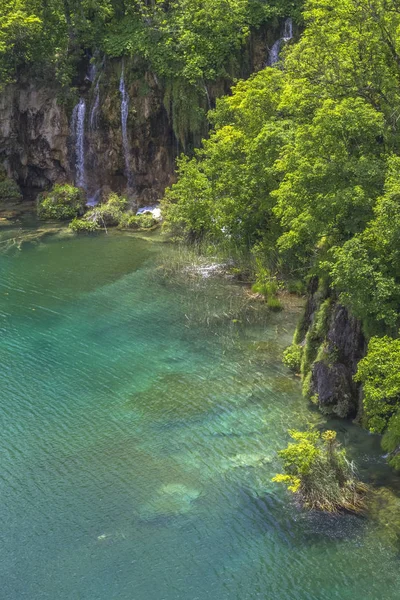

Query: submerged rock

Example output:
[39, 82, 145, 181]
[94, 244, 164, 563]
[138, 483, 201, 520]
[229, 453, 272, 468]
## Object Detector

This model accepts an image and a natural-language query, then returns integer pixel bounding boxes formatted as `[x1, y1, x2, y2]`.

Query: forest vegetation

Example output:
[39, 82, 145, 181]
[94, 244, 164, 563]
[161, 0, 400, 471]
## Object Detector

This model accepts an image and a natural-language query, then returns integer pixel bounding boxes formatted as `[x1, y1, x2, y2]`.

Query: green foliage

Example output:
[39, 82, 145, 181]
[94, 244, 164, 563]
[355, 335, 400, 469]
[118, 212, 156, 230]
[163, 67, 288, 255]
[283, 344, 303, 372]
[37, 184, 86, 220]
[0, 0, 301, 93]
[0, 177, 22, 204]
[273, 429, 368, 512]
[355, 336, 400, 434]
[162, 0, 400, 352]
[331, 156, 400, 334]
[287, 279, 305, 295]
[85, 193, 128, 227]
[69, 218, 99, 233]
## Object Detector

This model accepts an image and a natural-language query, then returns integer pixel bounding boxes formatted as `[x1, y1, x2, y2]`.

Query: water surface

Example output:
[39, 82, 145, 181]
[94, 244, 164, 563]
[1, 225, 399, 600]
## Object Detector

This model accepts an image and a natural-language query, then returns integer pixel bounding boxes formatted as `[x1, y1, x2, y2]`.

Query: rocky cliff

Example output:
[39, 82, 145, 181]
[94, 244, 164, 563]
[0, 62, 176, 203]
[296, 281, 366, 419]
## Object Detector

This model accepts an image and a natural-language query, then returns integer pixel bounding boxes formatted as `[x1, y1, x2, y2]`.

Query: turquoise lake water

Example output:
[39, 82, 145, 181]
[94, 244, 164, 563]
[1, 224, 400, 600]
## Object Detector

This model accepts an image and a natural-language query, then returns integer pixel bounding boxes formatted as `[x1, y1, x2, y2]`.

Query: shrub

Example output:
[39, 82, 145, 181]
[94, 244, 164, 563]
[283, 344, 303, 372]
[0, 178, 22, 204]
[37, 184, 86, 220]
[273, 429, 368, 513]
[69, 218, 100, 233]
[118, 212, 156, 230]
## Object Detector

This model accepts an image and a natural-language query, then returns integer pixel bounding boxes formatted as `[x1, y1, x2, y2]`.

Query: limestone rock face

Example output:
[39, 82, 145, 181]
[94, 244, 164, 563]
[0, 84, 70, 198]
[299, 282, 366, 419]
[0, 64, 177, 203]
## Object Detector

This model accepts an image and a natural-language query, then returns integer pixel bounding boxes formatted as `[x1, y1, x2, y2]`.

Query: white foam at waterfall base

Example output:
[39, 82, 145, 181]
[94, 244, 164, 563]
[119, 66, 134, 191]
[136, 205, 162, 220]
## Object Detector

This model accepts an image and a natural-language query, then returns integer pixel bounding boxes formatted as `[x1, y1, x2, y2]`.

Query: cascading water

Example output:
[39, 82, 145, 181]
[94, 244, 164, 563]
[90, 78, 100, 131]
[72, 98, 87, 189]
[283, 17, 293, 42]
[119, 63, 134, 191]
[267, 17, 293, 66]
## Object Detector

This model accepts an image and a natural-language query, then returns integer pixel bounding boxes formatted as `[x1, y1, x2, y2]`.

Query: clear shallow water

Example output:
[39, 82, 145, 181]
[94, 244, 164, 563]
[1, 225, 400, 600]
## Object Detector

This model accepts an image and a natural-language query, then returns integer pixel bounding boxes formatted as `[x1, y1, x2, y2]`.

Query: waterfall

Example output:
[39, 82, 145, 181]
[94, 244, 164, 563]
[268, 17, 293, 66]
[283, 17, 293, 42]
[72, 99, 86, 189]
[90, 78, 100, 130]
[119, 63, 134, 190]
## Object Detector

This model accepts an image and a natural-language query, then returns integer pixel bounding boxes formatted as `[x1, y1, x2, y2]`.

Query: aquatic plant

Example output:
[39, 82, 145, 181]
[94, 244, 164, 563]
[273, 429, 369, 513]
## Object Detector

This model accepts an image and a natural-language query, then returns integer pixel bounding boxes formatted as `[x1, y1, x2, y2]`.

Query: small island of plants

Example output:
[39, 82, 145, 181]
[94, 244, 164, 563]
[273, 429, 369, 513]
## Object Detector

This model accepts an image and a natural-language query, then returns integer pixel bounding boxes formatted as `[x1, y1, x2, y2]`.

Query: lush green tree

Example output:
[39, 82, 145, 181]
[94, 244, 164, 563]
[331, 156, 400, 333]
[37, 184, 86, 220]
[355, 336, 400, 469]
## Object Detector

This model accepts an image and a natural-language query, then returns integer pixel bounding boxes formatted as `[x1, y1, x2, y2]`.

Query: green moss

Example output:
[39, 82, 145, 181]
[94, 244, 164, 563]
[302, 371, 312, 399]
[37, 184, 86, 220]
[300, 299, 333, 377]
[300, 329, 319, 377]
[314, 299, 333, 338]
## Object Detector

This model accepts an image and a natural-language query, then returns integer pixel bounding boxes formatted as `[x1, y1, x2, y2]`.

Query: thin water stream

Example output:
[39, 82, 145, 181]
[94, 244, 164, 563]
[0, 225, 400, 599]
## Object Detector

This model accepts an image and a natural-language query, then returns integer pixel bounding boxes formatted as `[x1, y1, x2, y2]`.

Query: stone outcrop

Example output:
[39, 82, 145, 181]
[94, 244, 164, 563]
[298, 283, 366, 419]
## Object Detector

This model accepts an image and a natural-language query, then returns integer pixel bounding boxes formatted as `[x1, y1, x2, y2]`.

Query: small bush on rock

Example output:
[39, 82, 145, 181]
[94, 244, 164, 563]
[69, 218, 100, 233]
[283, 344, 303, 372]
[273, 429, 368, 513]
[37, 184, 86, 220]
[84, 193, 128, 227]
[118, 212, 157, 230]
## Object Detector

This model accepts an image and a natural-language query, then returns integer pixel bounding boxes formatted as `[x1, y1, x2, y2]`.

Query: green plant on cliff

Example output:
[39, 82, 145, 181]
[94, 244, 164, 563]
[283, 344, 303, 373]
[273, 429, 368, 512]
[37, 185, 86, 220]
